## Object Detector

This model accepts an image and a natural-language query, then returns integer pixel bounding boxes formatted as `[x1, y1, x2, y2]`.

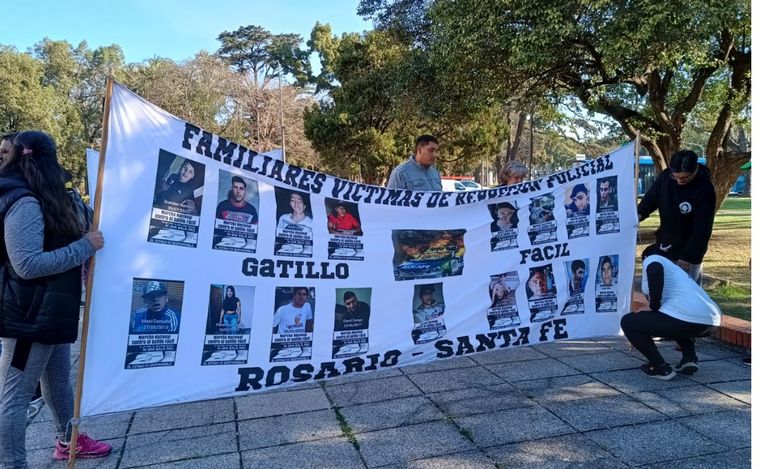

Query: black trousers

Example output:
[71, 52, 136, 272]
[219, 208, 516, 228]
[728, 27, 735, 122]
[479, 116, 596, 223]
[620, 311, 713, 366]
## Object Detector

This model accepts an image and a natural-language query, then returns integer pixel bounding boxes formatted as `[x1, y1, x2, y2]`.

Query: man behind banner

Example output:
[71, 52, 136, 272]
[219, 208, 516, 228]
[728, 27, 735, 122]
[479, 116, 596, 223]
[131, 282, 180, 334]
[273, 287, 314, 334]
[216, 176, 258, 225]
[387, 135, 442, 191]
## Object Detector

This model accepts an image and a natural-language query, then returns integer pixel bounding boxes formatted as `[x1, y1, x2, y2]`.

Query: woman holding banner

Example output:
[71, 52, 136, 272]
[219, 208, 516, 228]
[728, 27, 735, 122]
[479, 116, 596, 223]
[0, 131, 111, 466]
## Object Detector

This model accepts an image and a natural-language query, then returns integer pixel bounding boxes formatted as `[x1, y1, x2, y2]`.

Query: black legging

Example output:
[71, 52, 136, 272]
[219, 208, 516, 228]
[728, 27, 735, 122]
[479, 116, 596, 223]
[620, 311, 713, 366]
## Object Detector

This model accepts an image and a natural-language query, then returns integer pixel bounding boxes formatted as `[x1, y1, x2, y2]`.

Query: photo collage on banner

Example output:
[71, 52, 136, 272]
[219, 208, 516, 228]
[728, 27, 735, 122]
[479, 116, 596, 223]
[561, 259, 589, 315]
[527, 194, 558, 244]
[526, 264, 558, 323]
[201, 285, 255, 365]
[411, 283, 446, 344]
[125, 278, 184, 369]
[489, 201, 519, 251]
[595, 176, 620, 234]
[325, 198, 364, 261]
[148, 150, 205, 247]
[486, 271, 521, 329]
[595, 255, 619, 312]
[564, 183, 590, 238]
[274, 188, 314, 257]
[270, 287, 316, 361]
[332, 288, 372, 358]
[212, 170, 260, 253]
[391, 229, 466, 281]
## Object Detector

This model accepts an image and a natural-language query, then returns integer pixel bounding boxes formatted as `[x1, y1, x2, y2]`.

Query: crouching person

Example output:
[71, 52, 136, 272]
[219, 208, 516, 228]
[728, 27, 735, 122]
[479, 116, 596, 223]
[621, 254, 721, 380]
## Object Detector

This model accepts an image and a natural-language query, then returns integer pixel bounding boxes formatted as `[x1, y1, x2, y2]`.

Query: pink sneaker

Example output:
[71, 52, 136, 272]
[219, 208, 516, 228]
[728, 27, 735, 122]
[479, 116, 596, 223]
[53, 433, 112, 460]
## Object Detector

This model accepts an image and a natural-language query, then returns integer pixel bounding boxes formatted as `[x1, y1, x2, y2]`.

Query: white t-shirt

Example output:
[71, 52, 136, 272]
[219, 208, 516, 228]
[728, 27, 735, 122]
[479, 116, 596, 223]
[276, 214, 313, 233]
[642, 255, 721, 326]
[273, 302, 313, 333]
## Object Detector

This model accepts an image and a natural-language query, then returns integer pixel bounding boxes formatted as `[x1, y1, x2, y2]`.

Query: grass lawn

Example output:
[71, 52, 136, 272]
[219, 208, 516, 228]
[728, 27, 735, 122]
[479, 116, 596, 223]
[637, 196, 751, 321]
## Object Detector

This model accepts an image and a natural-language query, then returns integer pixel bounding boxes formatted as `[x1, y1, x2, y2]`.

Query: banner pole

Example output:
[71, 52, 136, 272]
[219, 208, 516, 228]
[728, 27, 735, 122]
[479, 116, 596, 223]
[68, 75, 114, 469]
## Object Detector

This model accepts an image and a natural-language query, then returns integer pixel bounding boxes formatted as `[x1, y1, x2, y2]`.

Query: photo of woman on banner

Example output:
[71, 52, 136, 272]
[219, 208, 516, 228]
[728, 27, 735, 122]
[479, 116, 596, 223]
[411, 283, 447, 344]
[201, 284, 254, 365]
[527, 194, 558, 244]
[487, 271, 521, 329]
[212, 170, 259, 252]
[332, 288, 372, 358]
[392, 229, 466, 281]
[125, 278, 184, 369]
[148, 150, 205, 247]
[270, 287, 316, 361]
[274, 188, 314, 257]
[561, 259, 589, 315]
[595, 255, 619, 312]
[489, 201, 519, 251]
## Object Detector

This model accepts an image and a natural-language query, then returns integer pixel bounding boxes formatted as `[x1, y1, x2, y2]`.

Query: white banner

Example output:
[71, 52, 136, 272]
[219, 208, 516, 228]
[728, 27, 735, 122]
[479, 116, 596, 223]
[85, 148, 99, 208]
[81, 82, 637, 416]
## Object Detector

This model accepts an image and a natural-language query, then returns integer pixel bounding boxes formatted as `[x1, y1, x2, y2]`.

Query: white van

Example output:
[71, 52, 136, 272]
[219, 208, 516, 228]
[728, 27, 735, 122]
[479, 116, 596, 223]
[441, 179, 467, 192]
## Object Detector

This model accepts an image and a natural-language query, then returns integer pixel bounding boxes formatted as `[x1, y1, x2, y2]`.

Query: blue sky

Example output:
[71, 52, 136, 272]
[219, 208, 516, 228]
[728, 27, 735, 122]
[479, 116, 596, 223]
[0, 0, 372, 63]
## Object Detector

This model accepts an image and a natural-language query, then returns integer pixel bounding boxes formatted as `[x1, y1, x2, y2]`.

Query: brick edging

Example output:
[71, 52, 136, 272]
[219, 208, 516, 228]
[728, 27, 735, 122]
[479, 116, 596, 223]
[713, 315, 751, 349]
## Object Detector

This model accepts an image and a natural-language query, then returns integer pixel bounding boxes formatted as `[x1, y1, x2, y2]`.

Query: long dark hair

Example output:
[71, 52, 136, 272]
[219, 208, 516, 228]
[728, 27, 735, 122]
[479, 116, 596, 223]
[5, 131, 80, 238]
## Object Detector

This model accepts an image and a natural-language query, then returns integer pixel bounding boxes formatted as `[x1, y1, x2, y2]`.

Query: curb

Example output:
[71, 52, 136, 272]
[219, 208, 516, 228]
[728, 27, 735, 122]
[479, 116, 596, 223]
[713, 315, 751, 349]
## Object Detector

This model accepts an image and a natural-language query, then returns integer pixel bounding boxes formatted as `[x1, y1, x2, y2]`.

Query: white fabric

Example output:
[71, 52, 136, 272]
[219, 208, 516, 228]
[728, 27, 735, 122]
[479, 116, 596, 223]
[273, 303, 313, 333]
[642, 255, 721, 326]
[79, 82, 639, 416]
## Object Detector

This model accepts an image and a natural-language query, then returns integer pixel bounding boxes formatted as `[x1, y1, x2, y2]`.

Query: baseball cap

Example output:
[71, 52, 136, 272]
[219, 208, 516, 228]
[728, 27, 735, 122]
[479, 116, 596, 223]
[143, 281, 167, 298]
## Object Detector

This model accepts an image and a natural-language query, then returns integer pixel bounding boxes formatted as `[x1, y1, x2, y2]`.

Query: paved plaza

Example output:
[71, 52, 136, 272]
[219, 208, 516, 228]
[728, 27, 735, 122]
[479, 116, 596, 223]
[26, 335, 750, 468]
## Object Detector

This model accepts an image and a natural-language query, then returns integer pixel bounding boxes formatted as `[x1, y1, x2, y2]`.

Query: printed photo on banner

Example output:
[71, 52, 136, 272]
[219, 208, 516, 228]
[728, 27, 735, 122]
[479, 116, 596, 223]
[332, 288, 371, 358]
[148, 150, 205, 247]
[325, 199, 364, 261]
[270, 286, 316, 361]
[125, 278, 184, 369]
[564, 183, 590, 239]
[201, 284, 255, 366]
[212, 170, 259, 253]
[411, 283, 447, 344]
[274, 188, 314, 257]
[526, 264, 558, 323]
[595, 255, 619, 313]
[561, 259, 589, 315]
[595, 176, 620, 234]
[527, 194, 558, 244]
[392, 229, 466, 281]
[488, 201, 519, 251]
[486, 271, 521, 329]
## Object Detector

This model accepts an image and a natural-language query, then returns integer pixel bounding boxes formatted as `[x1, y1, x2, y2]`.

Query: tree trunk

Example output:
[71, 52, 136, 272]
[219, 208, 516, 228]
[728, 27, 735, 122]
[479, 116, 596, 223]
[708, 151, 750, 212]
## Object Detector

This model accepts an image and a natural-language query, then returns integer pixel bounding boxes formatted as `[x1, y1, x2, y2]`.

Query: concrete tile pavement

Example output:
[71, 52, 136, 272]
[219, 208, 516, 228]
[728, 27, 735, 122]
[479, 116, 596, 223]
[24, 336, 750, 468]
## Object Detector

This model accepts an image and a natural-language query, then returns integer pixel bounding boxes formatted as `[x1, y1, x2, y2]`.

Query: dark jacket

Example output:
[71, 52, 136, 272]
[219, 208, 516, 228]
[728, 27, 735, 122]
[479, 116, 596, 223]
[637, 165, 716, 264]
[0, 172, 83, 344]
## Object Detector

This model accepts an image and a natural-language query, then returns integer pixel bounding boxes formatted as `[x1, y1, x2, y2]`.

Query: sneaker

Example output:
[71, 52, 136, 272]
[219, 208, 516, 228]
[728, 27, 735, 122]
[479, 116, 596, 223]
[53, 433, 112, 460]
[674, 358, 699, 375]
[26, 396, 45, 423]
[640, 363, 676, 380]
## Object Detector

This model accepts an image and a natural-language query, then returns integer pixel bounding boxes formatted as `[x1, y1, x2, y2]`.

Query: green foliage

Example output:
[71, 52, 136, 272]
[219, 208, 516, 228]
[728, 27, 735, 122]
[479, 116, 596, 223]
[304, 25, 507, 183]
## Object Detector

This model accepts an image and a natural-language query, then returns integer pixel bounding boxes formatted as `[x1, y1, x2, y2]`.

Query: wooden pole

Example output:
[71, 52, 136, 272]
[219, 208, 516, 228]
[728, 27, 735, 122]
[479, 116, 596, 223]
[68, 75, 114, 468]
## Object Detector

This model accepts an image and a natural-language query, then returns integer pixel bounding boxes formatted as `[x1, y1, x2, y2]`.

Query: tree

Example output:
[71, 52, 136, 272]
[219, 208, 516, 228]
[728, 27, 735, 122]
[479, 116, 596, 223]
[305, 24, 507, 184]
[364, 0, 751, 204]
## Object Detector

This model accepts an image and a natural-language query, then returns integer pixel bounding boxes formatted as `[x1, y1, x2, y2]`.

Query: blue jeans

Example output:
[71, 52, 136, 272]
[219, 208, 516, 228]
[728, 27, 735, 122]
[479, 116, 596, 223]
[223, 314, 238, 334]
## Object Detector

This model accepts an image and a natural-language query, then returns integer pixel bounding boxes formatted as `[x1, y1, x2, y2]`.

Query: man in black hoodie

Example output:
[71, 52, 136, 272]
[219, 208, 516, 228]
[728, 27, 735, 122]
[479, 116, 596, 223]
[637, 150, 716, 284]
